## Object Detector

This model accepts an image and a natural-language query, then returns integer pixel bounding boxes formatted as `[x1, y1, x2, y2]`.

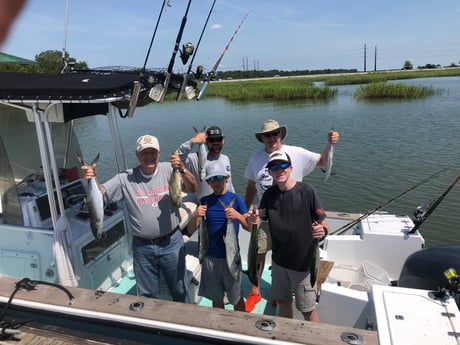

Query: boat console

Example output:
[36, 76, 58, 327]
[1, 173, 131, 290]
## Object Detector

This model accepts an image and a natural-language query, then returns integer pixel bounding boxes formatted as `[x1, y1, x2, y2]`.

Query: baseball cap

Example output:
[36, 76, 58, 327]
[206, 126, 224, 139]
[136, 135, 160, 152]
[204, 160, 228, 180]
[266, 150, 291, 167]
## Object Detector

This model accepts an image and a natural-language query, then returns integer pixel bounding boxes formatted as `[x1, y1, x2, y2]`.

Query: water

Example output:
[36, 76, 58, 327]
[74, 77, 460, 247]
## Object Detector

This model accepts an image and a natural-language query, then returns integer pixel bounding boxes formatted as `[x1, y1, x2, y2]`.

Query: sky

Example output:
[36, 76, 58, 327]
[3, 0, 460, 73]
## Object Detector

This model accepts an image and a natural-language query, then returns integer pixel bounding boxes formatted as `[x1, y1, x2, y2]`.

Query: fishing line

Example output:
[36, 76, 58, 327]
[329, 168, 448, 236]
[176, 0, 216, 101]
[158, 0, 193, 103]
[187, 0, 215, 73]
[409, 174, 460, 233]
[142, 0, 170, 73]
[197, 10, 250, 101]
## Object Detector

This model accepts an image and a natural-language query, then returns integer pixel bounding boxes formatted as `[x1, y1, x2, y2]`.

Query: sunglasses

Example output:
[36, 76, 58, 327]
[207, 137, 223, 143]
[267, 162, 291, 171]
[207, 175, 226, 182]
[263, 130, 281, 138]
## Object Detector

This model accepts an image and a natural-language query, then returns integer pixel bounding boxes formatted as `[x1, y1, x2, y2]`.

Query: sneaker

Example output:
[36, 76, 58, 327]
[245, 292, 262, 312]
[271, 299, 277, 306]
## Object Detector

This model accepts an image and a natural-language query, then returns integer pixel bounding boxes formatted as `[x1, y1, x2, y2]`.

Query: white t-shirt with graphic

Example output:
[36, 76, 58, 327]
[244, 144, 320, 201]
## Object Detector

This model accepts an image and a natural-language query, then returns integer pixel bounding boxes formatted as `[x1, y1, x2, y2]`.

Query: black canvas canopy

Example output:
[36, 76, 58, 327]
[0, 72, 139, 101]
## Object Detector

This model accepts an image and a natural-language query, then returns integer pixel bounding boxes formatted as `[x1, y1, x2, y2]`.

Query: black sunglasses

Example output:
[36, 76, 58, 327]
[267, 162, 291, 171]
[207, 137, 223, 143]
[263, 130, 281, 138]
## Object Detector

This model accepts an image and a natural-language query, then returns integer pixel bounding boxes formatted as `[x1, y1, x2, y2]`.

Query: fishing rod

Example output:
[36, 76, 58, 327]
[158, 0, 193, 103]
[329, 169, 448, 236]
[196, 10, 250, 101]
[141, 0, 170, 74]
[409, 174, 460, 234]
[176, 0, 216, 101]
[60, 0, 70, 73]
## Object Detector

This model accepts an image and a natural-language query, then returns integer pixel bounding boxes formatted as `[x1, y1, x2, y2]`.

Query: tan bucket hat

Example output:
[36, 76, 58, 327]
[255, 119, 288, 142]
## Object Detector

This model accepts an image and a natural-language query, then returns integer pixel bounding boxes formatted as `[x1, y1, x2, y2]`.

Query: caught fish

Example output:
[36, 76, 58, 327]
[198, 207, 208, 264]
[218, 196, 241, 281]
[246, 205, 260, 287]
[169, 151, 182, 207]
[193, 126, 207, 181]
[77, 153, 104, 240]
[323, 144, 334, 182]
[311, 238, 320, 287]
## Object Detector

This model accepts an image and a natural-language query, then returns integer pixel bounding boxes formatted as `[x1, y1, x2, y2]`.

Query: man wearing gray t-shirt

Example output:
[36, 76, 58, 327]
[81, 134, 197, 302]
[177, 125, 235, 201]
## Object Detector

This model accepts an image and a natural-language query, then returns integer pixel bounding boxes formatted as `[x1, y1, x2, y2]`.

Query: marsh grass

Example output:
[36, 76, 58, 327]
[354, 81, 444, 100]
[324, 68, 460, 86]
[187, 67, 459, 102]
[203, 79, 337, 101]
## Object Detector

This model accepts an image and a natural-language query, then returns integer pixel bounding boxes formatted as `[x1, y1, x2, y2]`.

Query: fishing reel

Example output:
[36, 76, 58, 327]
[180, 42, 194, 64]
[194, 65, 204, 79]
[412, 205, 427, 225]
[444, 268, 460, 289]
[443, 268, 460, 307]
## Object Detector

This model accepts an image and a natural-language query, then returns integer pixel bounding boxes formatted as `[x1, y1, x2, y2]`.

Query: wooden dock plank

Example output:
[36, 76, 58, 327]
[0, 276, 379, 345]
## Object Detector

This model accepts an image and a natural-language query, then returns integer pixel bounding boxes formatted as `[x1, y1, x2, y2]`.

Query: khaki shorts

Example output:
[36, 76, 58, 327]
[271, 261, 317, 313]
[198, 256, 243, 305]
[256, 221, 272, 254]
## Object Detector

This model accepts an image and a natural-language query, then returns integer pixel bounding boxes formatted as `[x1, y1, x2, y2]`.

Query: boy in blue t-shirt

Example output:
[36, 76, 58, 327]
[188, 160, 248, 311]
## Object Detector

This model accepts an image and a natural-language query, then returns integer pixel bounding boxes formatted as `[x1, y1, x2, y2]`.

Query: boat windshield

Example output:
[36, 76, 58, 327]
[0, 134, 24, 225]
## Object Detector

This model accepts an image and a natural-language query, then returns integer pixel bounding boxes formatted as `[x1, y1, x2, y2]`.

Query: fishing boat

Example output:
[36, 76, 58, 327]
[1, 71, 459, 345]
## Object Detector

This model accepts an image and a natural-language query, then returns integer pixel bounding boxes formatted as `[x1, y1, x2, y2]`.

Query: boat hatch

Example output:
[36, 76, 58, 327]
[0, 250, 40, 280]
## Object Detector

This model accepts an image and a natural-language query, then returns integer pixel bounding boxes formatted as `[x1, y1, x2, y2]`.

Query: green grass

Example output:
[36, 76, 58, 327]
[189, 67, 460, 102]
[354, 81, 444, 100]
[202, 79, 337, 101]
[324, 68, 460, 86]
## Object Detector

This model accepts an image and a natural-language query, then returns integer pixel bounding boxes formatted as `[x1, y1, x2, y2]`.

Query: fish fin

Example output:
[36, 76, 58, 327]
[77, 153, 86, 166]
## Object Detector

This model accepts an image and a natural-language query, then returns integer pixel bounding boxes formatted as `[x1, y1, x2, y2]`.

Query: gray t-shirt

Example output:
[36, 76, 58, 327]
[177, 139, 234, 200]
[103, 163, 181, 239]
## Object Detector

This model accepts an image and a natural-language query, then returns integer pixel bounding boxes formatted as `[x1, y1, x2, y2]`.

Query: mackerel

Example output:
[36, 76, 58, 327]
[198, 206, 208, 264]
[246, 205, 261, 287]
[77, 153, 104, 240]
[323, 144, 334, 182]
[169, 151, 182, 207]
[193, 126, 207, 181]
[218, 196, 241, 281]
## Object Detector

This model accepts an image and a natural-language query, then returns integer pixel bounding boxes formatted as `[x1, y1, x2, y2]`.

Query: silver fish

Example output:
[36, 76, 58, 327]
[193, 126, 207, 181]
[198, 210, 208, 264]
[77, 153, 104, 240]
[323, 144, 334, 182]
[219, 196, 241, 281]
[169, 151, 182, 207]
[246, 205, 260, 287]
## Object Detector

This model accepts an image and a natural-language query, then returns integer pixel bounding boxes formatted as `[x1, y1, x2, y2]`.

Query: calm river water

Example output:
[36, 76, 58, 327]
[75, 77, 460, 247]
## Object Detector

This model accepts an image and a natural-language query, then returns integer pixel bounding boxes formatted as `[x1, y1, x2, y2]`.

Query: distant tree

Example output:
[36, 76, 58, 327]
[417, 63, 440, 69]
[0, 50, 89, 73]
[35, 50, 88, 73]
[402, 60, 413, 70]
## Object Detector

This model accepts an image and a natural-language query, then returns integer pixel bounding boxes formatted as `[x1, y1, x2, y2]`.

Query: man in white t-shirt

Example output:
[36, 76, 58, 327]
[243, 119, 339, 312]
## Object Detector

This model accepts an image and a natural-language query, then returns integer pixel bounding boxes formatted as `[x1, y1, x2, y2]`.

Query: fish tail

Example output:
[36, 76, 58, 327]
[78, 152, 100, 167]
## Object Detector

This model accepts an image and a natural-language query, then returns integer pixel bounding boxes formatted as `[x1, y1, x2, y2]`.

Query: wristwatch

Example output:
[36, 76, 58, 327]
[179, 168, 187, 174]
